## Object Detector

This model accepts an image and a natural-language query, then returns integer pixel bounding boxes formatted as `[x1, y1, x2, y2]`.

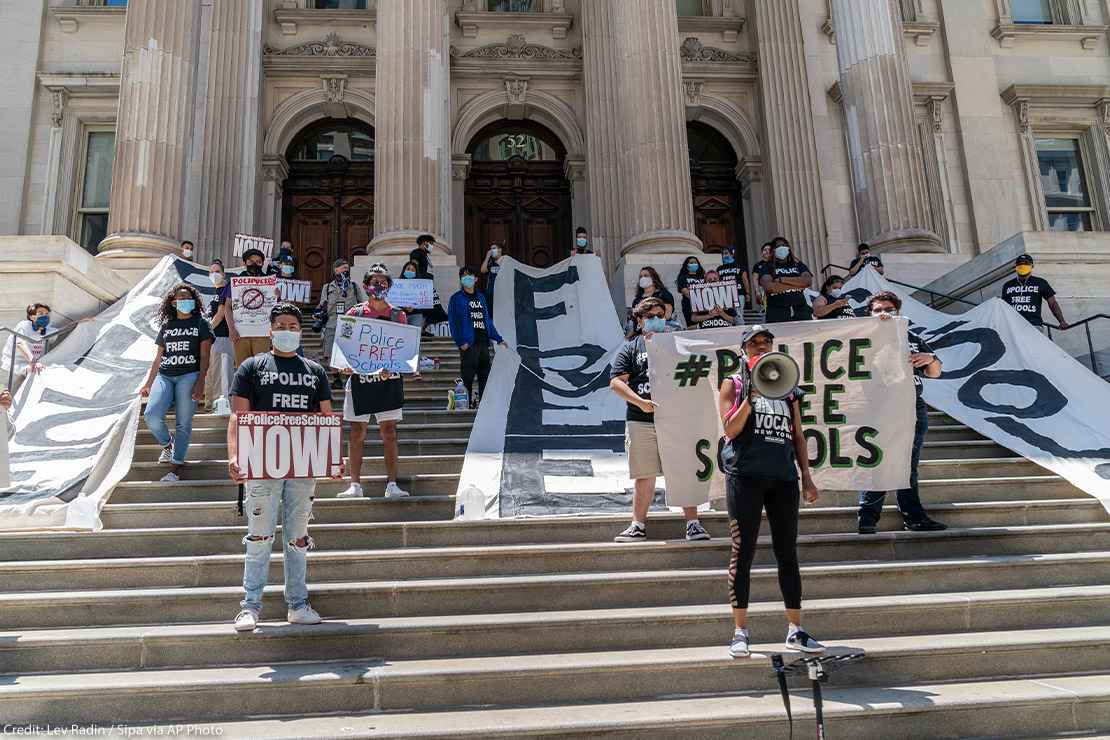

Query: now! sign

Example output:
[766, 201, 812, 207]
[236, 412, 342, 480]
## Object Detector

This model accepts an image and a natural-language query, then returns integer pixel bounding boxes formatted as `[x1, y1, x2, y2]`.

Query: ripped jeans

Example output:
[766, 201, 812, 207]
[240, 478, 316, 613]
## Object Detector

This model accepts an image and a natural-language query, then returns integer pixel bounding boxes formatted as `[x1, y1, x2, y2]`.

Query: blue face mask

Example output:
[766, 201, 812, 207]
[403, 269, 416, 279]
[175, 299, 196, 314]
[722, 254, 735, 265]
[461, 275, 477, 290]
[33, 315, 50, 330]
[774, 246, 791, 260]
[576, 237, 588, 248]
[643, 317, 667, 334]
[686, 263, 699, 273]
[281, 264, 294, 276]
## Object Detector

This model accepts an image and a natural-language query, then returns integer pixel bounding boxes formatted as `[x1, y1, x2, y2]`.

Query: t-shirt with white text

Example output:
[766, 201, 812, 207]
[611, 335, 653, 423]
[231, 353, 333, 412]
[156, 316, 213, 376]
[908, 329, 935, 397]
[1001, 275, 1055, 327]
[763, 259, 811, 309]
[468, 297, 489, 345]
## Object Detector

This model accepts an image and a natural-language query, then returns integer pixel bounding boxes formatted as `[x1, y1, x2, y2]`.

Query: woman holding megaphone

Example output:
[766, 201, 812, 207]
[718, 326, 823, 659]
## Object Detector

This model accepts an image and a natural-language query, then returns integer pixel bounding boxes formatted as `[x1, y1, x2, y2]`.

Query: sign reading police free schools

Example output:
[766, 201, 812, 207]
[329, 315, 421, 374]
[236, 412, 342, 480]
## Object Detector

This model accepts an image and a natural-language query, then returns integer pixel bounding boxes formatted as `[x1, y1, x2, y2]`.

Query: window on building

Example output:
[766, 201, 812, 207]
[315, 0, 367, 8]
[1012, 0, 1053, 23]
[471, 132, 559, 162]
[289, 123, 373, 162]
[676, 0, 706, 16]
[1036, 138, 1094, 231]
[487, 0, 535, 10]
[75, 130, 115, 254]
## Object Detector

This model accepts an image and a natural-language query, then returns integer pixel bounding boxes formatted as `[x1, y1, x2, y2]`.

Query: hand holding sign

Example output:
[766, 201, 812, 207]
[330, 315, 421, 374]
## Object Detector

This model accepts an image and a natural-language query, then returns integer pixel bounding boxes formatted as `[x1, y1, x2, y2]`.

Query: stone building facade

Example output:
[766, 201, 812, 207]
[4, 0, 1110, 341]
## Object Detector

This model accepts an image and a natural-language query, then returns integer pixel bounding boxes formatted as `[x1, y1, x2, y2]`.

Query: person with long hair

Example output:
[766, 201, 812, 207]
[758, 238, 813, 323]
[813, 275, 856, 320]
[203, 260, 236, 414]
[751, 242, 773, 309]
[140, 284, 212, 482]
[631, 266, 675, 318]
[691, 269, 738, 329]
[718, 325, 823, 657]
[676, 256, 707, 327]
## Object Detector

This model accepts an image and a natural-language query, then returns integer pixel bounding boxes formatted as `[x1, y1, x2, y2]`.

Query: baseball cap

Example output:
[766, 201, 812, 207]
[333, 258, 349, 269]
[741, 325, 775, 345]
[1016, 253, 1034, 265]
[241, 248, 265, 262]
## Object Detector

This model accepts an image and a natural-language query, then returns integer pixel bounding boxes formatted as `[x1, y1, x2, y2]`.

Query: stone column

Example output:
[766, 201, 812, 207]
[99, 0, 202, 260]
[370, 0, 451, 255]
[829, 0, 942, 253]
[260, 155, 289, 252]
[751, 0, 829, 269]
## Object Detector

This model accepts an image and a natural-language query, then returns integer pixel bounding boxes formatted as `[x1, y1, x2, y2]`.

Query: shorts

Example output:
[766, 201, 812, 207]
[626, 421, 663, 480]
[343, 390, 404, 424]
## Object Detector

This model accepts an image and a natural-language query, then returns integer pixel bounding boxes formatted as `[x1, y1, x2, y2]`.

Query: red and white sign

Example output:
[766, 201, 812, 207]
[230, 275, 279, 338]
[236, 412, 342, 480]
[233, 233, 274, 259]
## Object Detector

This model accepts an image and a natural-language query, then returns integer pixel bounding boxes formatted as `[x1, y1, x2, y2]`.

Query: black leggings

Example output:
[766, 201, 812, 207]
[460, 343, 492, 401]
[726, 475, 802, 610]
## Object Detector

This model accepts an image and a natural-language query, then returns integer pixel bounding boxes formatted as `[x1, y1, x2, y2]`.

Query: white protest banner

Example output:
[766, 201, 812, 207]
[230, 275, 279, 338]
[386, 279, 435, 309]
[843, 265, 1110, 513]
[0, 413, 9, 490]
[647, 317, 915, 507]
[233, 233, 274, 259]
[689, 281, 741, 313]
[235, 412, 342, 480]
[330, 315, 421, 374]
[278, 279, 312, 304]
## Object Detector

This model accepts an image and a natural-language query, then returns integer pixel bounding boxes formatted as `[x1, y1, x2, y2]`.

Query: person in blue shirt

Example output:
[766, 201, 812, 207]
[448, 266, 507, 408]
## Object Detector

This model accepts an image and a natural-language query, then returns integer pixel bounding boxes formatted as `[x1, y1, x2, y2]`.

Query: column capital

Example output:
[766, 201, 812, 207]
[452, 154, 472, 181]
[563, 157, 587, 182]
[46, 87, 67, 129]
[735, 157, 764, 197]
[261, 155, 290, 184]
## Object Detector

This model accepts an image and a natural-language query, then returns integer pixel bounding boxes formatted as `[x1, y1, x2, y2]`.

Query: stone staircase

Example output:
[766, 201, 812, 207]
[1, 332, 1109, 737]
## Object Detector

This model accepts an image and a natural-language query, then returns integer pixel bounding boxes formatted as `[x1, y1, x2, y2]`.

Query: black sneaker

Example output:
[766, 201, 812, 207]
[785, 628, 825, 653]
[614, 522, 646, 542]
[904, 518, 948, 532]
[858, 522, 878, 535]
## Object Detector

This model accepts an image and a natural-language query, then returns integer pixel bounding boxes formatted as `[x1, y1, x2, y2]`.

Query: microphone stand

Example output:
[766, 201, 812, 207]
[770, 651, 866, 740]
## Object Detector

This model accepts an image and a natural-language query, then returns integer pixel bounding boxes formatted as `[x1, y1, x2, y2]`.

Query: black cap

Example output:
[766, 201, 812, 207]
[241, 248, 265, 262]
[741, 325, 775, 346]
[1016, 253, 1034, 265]
[333, 258, 349, 269]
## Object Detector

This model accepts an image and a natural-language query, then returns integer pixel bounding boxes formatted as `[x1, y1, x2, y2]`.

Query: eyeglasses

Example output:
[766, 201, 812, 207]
[870, 307, 897, 316]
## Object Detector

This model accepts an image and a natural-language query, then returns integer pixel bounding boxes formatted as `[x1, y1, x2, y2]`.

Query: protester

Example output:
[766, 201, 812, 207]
[759, 239, 813, 323]
[571, 226, 593, 256]
[225, 248, 273, 366]
[812, 275, 856, 320]
[717, 325, 823, 657]
[204, 260, 236, 414]
[228, 303, 334, 631]
[751, 242, 773, 309]
[448, 266, 506, 408]
[691, 269, 738, 329]
[847, 243, 884, 277]
[676, 256, 707, 327]
[480, 243, 504, 309]
[269, 253, 296, 279]
[858, 291, 948, 534]
[409, 234, 436, 279]
[276, 240, 297, 274]
[1002, 254, 1068, 331]
[715, 246, 751, 309]
[631, 267, 675, 320]
[13, 303, 55, 376]
[610, 297, 711, 543]
[181, 240, 195, 261]
[140, 284, 212, 483]
[314, 258, 367, 367]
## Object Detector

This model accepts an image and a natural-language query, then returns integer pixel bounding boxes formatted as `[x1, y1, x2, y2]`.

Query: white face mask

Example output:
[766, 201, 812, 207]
[210, 272, 224, 286]
[638, 276, 653, 289]
[182, 249, 193, 259]
[271, 330, 301, 353]
[490, 247, 500, 257]
[829, 288, 842, 299]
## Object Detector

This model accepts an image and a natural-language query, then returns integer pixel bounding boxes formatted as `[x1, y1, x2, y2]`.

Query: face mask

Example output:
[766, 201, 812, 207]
[245, 264, 263, 276]
[638, 276, 653, 289]
[366, 283, 389, 300]
[871, 307, 896, 317]
[175, 299, 196, 314]
[643, 317, 666, 334]
[774, 246, 790, 260]
[182, 249, 193, 260]
[423, 243, 433, 252]
[1016, 265, 1033, 277]
[403, 269, 416, 279]
[281, 265, 294, 276]
[335, 271, 349, 283]
[490, 247, 500, 258]
[686, 263, 698, 273]
[828, 288, 842, 299]
[576, 237, 588, 248]
[33, 315, 49, 330]
[461, 275, 477, 290]
[271, 330, 301, 353]
[210, 272, 224, 286]
[722, 254, 734, 265]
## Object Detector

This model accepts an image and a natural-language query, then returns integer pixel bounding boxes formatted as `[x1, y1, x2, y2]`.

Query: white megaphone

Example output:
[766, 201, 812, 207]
[749, 352, 800, 400]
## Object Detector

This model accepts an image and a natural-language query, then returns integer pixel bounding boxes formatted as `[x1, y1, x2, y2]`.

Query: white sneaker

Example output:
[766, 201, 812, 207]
[729, 628, 750, 658]
[786, 627, 825, 653]
[157, 438, 174, 464]
[233, 609, 260, 632]
[160, 471, 180, 483]
[385, 481, 411, 499]
[336, 483, 364, 498]
[213, 397, 231, 417]
[287, 604, 322, 625]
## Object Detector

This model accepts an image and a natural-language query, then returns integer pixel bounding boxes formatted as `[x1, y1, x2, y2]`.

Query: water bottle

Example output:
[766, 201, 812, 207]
[452, 378, 469, 412]
[213, 396, 231, 417]
[455, 484, 485, 521]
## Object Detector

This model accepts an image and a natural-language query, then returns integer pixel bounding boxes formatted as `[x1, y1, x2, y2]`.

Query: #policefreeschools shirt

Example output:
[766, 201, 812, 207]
[907, 329, 935, 398]
[231, 353, 333, 412]
[1002, 275, 1056, 327]
[156, 316, 213, 376]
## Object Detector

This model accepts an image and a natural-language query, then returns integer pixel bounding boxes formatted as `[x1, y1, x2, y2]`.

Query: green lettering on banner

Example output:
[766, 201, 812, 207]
[848, 338, 872, 380]
[716, 349, 741, 388]
[855, 427, 883, 468]
[828, 428, 853, 468]
[802, 342, 814, 384]
[820, 339, 845, 380]
[695, 438, 714, 481]
[822, 384, 846, 425]
[798, 383, 817, 425]
[805, 429, 827, 469]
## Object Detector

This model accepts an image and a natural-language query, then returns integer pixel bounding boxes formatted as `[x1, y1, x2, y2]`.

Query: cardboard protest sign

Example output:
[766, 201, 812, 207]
[233, 234, 274, 259]
[278, 279, 312, 304]
[235, 412, 342, 480]
[330, 315, 421, 374]
[230, 276, 279, 338]
[386, 279, 435, 309]
[689, 281, 742, 313]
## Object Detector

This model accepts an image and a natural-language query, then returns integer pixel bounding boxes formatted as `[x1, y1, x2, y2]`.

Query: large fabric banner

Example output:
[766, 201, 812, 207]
[843, 266, 1110, 512]
[0, 257, 214, 531]
[647, 317, 915, 507]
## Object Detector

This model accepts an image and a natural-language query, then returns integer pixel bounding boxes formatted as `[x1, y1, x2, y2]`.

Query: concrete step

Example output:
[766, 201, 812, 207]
[131, 438, 469, 463]
[136, 421, 477, 446]
[916, 456, 1049, 479]
[108, 476, 459, 504]
[122, 453, 465, 482]
[825, 474, 1083, 504]
[4, 627, 1109, 727]
[88, 672, 1110, 739]
[918, 439, 1011, 460]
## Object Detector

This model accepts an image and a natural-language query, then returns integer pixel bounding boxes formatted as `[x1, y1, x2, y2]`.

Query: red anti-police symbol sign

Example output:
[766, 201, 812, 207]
[242, 288, 265, 310]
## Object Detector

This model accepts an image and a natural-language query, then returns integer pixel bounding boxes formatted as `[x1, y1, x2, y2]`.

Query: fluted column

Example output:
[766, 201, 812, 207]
[370, 0, 451, 255]
[751, 0, 829, 269]
[830, 0, 942, 253]
[611, 0, 701, 257]
[99, 0, 202, 259]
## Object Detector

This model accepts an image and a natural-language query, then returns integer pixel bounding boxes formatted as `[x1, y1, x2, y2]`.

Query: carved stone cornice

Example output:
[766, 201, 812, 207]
[265, 32, 375, 58]
[679, 37, 752, 63]
[677, 15, 746, 43]
[264, 33, 376, 75]
[451, 34, 582, 61]
[991, 22, 1107, 50]
[827, 79, 955, 106]
[49, 3, 125, 34]
[273, 7, 375, 37]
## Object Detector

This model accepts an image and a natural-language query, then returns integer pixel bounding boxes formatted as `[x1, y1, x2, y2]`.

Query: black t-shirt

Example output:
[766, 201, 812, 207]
[209, 285, 230, 338]
[632, 287, 675, 315]
[1002, 276, 1055, 326]
[678, 275, 706, 326]
[611, 335, 653, 423]
[850, 255, 884, 273]
[716, 264, 746, 296]
[763, 259, 811, 309]
[721, 378, 802, 481]
[468, 297, 489, 344]
[818, 293, 857, 320]
[699, 307, 737, 329]
[231, 352, 333, 412]
[156, 315, 213, 376]
[908, 330, 935, 397]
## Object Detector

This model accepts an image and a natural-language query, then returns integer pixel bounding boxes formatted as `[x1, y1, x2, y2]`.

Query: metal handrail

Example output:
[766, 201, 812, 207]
[819, 262, 980, 309]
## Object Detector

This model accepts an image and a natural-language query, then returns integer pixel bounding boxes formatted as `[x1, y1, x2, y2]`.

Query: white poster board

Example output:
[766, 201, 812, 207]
[233, 233, 274, 259]
[230, 276, 279, 338]
[387, 279, 435, 309]
[329, 315, 421, 374]
[278, 279, 312, 304]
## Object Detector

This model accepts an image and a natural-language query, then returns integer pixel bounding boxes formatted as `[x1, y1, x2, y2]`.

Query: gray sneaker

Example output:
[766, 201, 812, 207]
[786, 628, 825, 653]
[729, 629, 750, 658]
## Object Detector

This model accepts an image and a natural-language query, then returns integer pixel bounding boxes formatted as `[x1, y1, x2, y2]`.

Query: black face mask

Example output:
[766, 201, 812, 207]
[245, 264, 263, 276]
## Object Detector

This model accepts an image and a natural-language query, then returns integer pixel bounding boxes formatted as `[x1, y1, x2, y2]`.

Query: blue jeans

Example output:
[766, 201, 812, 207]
[240, 478, 316, 613]
[859, 396, 929, 525]
[143, 371, 198, 465]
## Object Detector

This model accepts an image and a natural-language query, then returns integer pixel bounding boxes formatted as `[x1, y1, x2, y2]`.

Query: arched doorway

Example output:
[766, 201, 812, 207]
[282, 119, 374, 292]
[464, 120, 573, 271]
[688, 120, 746, 262]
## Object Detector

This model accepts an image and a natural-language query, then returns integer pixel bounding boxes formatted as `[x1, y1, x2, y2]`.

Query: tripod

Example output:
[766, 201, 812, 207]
[770, 651, 866, 740]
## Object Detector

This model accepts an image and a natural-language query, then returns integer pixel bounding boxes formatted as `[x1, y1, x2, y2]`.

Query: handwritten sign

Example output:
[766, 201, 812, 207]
[233, 233, 274, 259]
[386, 279, 435, 309]
[278, 279, 312, 304]
[230, 275, 279, 338]
[689, 281, 741, 313]
[330, 315, 421, 374]
[235, 412, 342, 480]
